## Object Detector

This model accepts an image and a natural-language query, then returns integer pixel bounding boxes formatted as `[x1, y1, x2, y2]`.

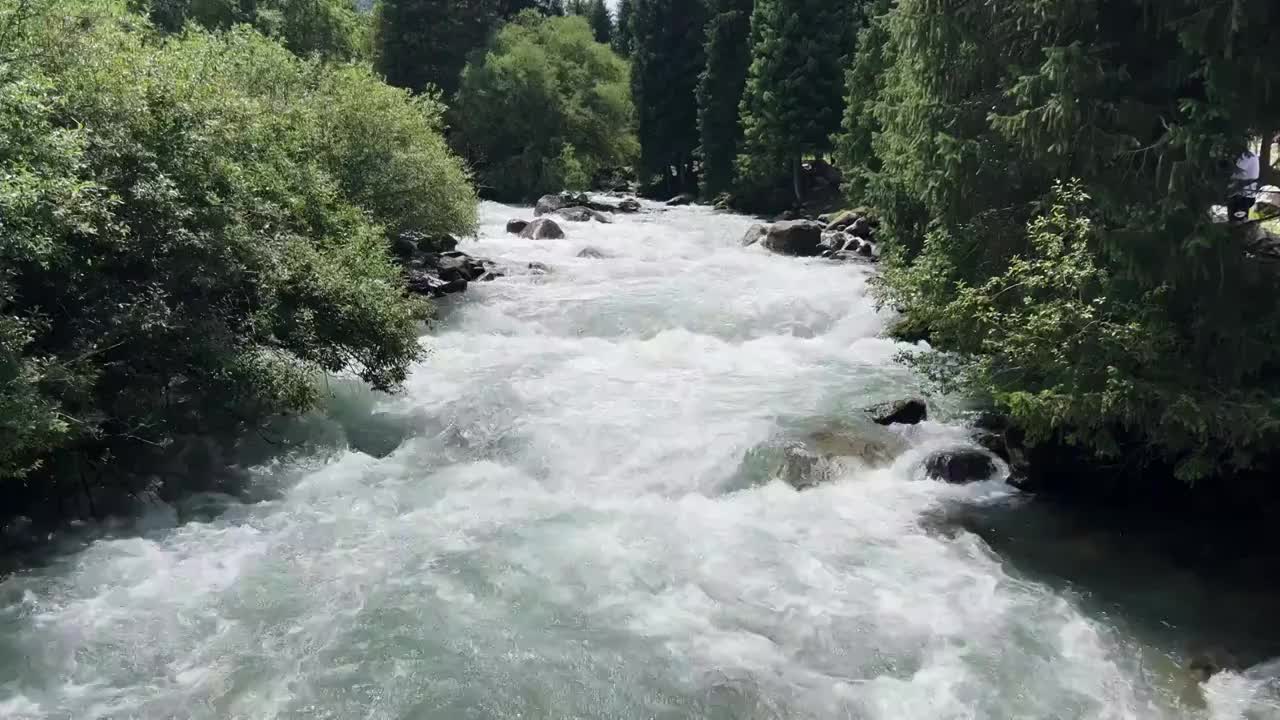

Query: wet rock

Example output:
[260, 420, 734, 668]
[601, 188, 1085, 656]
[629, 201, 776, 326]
[849, 217, 872, 240]
[666, 193, 695, 206]
[775, 423, 909, 490]
[405, 268, 467, 297]
[857, 240, 875, 258]
[527, 261, 552, 274]
[774, 209, 798, 222]
[391, 234, 419, 259]
[925, 449, 998, 484]
[535, 194, 566, 216]
[519, 218, 566, 240]
[741, 224, 767, 247]
[588, 197, 641, 214]
[577, 246, 609, 259]
[506, 219, 529, 234]
[866, 398, 928, 425]
[826, 210, 859, 231]
[556, 206, 613, 223]
[762, 220, 825, 257]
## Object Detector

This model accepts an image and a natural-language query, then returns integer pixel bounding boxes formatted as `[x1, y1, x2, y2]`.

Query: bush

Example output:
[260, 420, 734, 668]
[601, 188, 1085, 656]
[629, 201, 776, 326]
[453, 12, 637, 200]
[0, 0, 476, 508]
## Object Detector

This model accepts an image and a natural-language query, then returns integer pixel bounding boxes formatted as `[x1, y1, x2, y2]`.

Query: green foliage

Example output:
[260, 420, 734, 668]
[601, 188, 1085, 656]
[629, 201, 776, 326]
[695, 0, 750, 197]
[0, 0, 475, 501]
[371, 0, 564, 96]
[136, 0, 367, 59]
[849, 0, 1280, 481]
[454, 12, 636, 200]
[630, 0, 709, 193]
[737, 0, 852, 198]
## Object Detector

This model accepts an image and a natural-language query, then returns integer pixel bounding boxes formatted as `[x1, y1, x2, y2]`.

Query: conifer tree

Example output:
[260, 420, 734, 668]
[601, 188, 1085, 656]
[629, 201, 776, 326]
[612, 0, 633, 56]
[695, 0, 751, 197]
[738, 0, 852, 201]
[587, 0, 611, 45]
[630, 0, 709, 194]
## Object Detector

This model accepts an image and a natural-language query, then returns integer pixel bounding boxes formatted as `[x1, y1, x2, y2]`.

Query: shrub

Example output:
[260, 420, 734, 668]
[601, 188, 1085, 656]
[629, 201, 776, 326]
[453, 12, 637, 200]
[0, 0, 475, 507]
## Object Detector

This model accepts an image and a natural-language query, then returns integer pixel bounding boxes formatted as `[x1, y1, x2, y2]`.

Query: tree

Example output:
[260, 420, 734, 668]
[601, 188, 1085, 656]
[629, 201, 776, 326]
[586, 0, 610, 44]
[695, 0, 751, 197]
[846, 0, 1280, 482]
[373, 0, 500, 95]
[738, 0, 852, 202]
[454, 12, 636, 199]
[612, 0, 633, 56]
[630, 0, 709, 194]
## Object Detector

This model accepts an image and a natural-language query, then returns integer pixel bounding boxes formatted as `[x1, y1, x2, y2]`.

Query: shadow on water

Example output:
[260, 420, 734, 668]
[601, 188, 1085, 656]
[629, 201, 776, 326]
[934, 491, 1280, 673]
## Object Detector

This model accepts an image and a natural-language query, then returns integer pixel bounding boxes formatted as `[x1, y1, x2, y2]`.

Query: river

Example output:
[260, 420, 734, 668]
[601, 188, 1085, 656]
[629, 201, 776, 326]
[1, 200, 1278, 718]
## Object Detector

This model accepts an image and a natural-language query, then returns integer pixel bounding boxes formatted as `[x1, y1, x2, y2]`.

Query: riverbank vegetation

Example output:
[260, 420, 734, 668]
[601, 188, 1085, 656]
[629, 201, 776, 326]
[0, 0, 474, 518]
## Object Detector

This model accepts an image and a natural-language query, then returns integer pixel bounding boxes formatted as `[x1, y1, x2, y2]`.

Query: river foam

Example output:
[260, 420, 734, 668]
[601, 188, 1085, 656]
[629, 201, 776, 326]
[0, 199, 1266, 718]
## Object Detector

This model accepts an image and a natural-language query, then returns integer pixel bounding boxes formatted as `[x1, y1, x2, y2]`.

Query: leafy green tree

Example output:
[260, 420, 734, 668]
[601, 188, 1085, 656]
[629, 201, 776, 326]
[630, 0, 709, 194]
[0, 0, 476, 510]
[612, 0, 633, 56]
[738, 0, 852, 201]
[695, 0, 751, 197]
[852, 0, 1280, 481]
[454, 12, 636, 199]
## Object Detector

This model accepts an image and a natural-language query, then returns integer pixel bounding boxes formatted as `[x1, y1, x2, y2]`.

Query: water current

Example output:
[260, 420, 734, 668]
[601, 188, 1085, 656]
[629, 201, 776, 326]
[2, 200, 1278, 718]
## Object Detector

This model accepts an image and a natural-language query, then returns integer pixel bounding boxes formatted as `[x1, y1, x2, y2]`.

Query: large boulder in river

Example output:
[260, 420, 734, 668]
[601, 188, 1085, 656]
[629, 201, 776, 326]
[762, 220, 824, 257]
[924, 449, 998, 484]
[617, 198, 642, 213]
[741, 224, 767, 247]
[866, 398, 928, 426]
[535, 194, 566, 216]
[556, 206, 613, 223]
[775, 423, 909, 490]
[506, 219, 529, 235]
[519, 218, 566, 240]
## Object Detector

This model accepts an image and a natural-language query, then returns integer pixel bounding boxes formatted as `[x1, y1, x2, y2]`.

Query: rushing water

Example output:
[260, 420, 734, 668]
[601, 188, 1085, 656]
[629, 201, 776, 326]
[2, 200, 1279, 719]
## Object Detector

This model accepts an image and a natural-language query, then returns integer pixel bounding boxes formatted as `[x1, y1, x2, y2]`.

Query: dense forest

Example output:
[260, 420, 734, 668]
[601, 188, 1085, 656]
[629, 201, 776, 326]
[2, 0, 1280, 529]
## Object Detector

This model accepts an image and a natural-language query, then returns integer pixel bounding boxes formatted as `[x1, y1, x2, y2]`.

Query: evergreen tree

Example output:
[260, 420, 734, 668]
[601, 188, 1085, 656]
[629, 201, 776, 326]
[842, 0, 1280, 482]
[738, 0, 852, 201]
[695, 0, 751, 197]
[612, 0, 633, 56]
[587, 0, 611, 45]
[630, 0, 709, 194]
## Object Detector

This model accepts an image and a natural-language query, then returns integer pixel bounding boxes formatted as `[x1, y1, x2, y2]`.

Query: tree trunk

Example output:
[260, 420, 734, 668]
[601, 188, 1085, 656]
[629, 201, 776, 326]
[791, 153, 804, 204]
[1261, 132, 1278, 187]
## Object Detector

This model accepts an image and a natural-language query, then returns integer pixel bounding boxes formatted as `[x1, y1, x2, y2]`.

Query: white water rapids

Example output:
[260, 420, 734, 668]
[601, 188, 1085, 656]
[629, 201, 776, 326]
[1, 200, 1278, 718]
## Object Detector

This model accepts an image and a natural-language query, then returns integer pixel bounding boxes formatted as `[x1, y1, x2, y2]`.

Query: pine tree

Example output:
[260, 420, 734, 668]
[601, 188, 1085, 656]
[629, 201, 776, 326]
[695, 0, 751, 197]
[587, 0, 611, 45]
[630, 0, 709, 194]
[738, 0, 852, 201]
[612, 0, 634, 56]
